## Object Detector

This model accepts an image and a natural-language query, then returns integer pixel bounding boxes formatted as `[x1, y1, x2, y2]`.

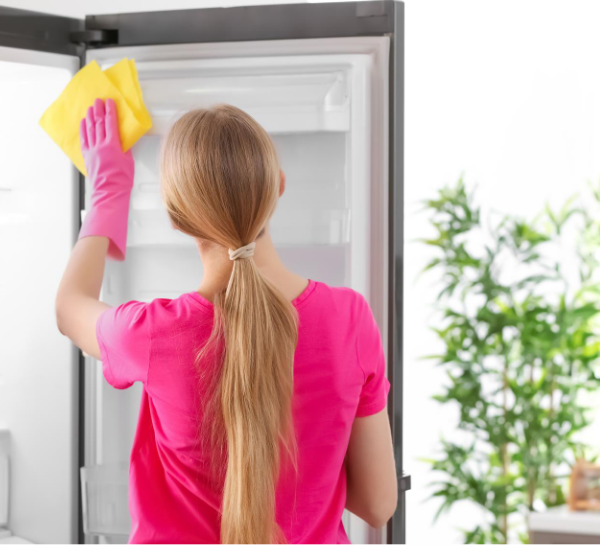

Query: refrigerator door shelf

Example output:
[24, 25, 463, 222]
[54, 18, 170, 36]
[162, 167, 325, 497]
[80, 464, 130, 538]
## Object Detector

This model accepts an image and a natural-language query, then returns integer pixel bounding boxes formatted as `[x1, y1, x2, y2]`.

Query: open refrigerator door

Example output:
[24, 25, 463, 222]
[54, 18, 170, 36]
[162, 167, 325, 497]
[0, 45, 80, 544]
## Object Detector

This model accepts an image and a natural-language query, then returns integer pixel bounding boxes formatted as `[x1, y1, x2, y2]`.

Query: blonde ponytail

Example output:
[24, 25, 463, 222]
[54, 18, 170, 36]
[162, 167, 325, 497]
[160, 104, 299, 543]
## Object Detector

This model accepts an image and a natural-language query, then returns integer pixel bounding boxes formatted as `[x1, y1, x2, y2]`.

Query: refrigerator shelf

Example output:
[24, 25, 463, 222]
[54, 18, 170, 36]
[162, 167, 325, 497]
[81, 208, 352, 247]
[129, 130, 349, 192]
[148, 105, 350, 135]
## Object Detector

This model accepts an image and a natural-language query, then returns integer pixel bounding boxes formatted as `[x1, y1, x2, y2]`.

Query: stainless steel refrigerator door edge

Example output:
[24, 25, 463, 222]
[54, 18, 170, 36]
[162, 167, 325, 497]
[387, 2, 407, 544]
[0, 6, 83, 56]
[83, 1, 396, 48]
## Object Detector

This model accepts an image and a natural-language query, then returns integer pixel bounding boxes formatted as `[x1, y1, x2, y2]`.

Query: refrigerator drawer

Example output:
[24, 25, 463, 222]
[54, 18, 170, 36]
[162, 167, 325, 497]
[80, 464, 130, 539]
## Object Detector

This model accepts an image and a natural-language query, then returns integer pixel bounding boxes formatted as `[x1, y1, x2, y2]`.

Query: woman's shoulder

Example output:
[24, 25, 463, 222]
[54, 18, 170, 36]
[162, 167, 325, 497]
[108, 292, 213, 333]
[133, 291, 213, 311]
[309, 280, 369, 314]
[312, 280, 365, 299]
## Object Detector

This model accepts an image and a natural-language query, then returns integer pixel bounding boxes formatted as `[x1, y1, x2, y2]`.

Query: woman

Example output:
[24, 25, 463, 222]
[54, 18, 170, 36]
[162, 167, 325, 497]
[56, 98, 397, 544]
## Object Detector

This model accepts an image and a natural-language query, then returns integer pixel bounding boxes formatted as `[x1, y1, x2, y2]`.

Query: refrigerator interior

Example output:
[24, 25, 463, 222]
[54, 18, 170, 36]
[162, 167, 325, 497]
[0, 46, 80, 544]
[83, 36, 389, 544]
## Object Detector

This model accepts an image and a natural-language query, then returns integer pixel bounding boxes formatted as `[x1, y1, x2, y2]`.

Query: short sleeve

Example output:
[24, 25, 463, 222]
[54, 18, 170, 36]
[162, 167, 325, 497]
[96, 300, 151, 390]
[355, 295, 391, 417]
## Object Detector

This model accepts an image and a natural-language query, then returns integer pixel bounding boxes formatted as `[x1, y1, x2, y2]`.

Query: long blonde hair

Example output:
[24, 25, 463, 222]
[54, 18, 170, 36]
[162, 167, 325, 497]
[160, 104, 299, 543]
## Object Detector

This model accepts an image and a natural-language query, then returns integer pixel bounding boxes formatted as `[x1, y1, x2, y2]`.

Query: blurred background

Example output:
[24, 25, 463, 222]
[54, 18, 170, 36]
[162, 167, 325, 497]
[3, 0, 600, 543]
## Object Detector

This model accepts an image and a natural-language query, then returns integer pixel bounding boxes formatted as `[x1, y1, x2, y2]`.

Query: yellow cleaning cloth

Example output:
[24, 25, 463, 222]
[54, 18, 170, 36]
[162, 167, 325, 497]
[39, 58, 152, 176]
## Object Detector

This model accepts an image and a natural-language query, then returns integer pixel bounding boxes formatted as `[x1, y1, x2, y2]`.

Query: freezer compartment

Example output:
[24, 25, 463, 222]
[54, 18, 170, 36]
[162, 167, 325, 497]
[80, 464, 130, 540]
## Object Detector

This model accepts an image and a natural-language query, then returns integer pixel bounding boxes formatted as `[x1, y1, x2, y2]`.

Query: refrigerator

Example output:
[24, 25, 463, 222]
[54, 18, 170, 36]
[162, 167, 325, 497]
[0, 1, 407, 543]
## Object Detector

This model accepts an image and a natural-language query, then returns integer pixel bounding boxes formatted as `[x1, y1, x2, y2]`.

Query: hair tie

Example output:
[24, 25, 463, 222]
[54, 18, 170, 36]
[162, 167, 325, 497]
[228, 241, 256, 261]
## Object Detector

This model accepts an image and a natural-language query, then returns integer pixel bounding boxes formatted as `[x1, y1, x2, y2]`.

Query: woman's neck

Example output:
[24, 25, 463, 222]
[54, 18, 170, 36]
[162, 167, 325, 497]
[195, 230, 308, 303]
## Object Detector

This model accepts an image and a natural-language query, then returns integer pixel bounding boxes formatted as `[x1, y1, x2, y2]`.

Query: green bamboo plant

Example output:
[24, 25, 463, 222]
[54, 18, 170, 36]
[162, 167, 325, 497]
[419, 177, 600, 543]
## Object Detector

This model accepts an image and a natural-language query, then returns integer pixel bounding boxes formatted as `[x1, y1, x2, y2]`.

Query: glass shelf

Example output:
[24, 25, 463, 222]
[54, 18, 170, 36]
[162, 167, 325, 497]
[148, 105, 350, 135]
[81, 208, 351, 248]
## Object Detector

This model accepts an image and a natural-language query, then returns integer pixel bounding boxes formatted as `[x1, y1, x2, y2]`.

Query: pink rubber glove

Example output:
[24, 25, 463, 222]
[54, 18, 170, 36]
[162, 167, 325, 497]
[78, 97, 135, 261]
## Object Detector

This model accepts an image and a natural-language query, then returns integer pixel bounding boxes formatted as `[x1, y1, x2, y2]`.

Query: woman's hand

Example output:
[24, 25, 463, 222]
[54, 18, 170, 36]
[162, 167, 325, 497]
[55, 97, 135, 359]
[78, 97, 135, 261]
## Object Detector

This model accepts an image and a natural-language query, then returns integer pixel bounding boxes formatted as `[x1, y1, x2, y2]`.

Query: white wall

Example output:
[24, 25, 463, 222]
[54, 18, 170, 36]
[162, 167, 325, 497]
[5, 0, 600, 542]
[404, 1, 600, 543]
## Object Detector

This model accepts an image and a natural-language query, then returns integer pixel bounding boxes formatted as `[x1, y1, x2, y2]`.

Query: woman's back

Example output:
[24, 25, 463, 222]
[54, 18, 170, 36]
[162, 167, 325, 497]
[96, 279, 390, 544]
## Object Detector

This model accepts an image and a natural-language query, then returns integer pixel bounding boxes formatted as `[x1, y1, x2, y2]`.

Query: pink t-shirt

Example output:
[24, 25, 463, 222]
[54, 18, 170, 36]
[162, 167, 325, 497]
[96, 278, 391, 544]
